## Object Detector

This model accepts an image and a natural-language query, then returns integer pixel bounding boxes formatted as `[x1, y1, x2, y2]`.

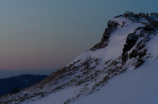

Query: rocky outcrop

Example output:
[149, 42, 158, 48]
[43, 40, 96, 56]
[122, 25, 156, 68]
[90, 20, 119, 51]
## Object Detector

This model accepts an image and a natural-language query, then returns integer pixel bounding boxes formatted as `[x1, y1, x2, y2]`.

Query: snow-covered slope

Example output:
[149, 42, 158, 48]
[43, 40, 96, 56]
[26, 60, 158, 104]
[73, 60, 158, 104]
[1, 13, 158, 104]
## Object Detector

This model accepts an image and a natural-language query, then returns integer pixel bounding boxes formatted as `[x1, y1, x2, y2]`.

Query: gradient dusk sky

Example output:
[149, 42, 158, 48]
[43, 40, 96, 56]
[0, 0, 158, 78]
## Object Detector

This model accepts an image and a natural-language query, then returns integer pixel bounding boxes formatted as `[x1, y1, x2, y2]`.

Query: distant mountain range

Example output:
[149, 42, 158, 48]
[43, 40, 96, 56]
[0, 74, 48, 96]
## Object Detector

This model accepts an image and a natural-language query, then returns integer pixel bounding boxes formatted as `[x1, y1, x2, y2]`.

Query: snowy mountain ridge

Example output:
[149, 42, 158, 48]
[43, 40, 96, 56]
[1, 13, 158, 104]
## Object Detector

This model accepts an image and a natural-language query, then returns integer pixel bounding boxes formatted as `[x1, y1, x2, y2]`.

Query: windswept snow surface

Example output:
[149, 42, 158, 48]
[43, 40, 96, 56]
[25, 60, 158, 104]
[146, 32, 158, 59]
[130, 17, 150, 24]
[73, 60, 158, 104]
[22, 87, 81, 104]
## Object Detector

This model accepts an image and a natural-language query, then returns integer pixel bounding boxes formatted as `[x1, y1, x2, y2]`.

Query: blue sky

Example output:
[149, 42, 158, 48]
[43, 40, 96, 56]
[0, 0, 158, 78]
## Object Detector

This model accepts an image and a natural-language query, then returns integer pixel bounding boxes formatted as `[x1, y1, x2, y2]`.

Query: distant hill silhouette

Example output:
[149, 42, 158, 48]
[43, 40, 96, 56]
[0, 74, 48, 96]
